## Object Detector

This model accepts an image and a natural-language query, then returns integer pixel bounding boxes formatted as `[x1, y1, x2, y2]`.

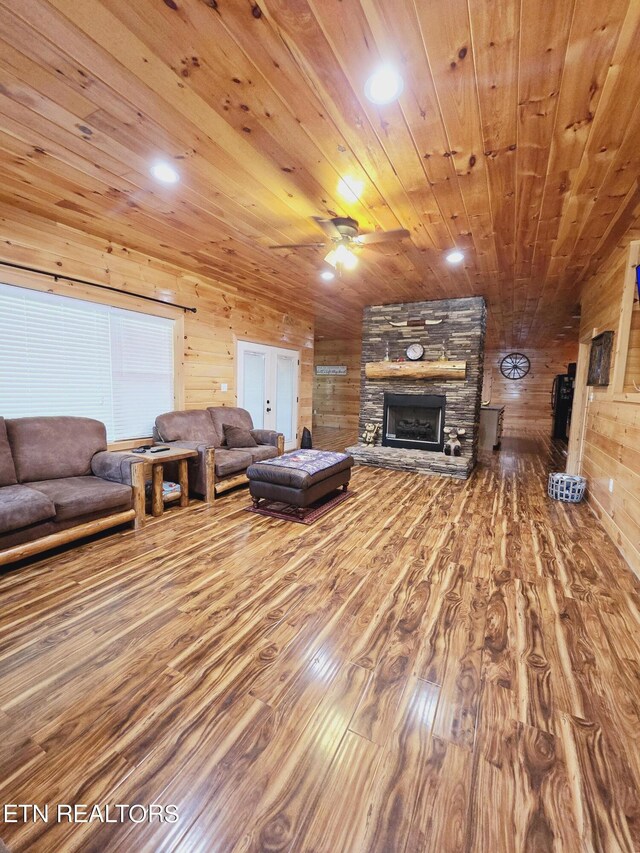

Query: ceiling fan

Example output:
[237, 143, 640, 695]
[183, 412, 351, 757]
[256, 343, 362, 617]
[269, 217, 410, 271]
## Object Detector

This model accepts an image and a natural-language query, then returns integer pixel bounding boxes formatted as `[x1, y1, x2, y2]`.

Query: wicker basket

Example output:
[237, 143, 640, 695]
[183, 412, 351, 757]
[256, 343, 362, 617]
[547, 473, 586, 503]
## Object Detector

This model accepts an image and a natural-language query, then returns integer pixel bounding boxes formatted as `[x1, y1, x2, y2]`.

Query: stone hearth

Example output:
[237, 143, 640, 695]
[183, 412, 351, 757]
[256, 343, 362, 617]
[347, 444, 472, 479]
[348, 296, 486, 479]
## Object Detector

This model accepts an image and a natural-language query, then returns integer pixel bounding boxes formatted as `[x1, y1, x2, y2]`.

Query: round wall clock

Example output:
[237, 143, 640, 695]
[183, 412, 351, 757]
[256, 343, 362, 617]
[405, 343, 424, 361]
[500, 352, 530, 380]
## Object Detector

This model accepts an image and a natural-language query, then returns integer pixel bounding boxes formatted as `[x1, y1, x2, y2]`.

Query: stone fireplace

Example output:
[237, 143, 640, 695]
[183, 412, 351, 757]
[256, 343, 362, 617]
[347, 296, 486, 479]
[383, 393, 445, 451]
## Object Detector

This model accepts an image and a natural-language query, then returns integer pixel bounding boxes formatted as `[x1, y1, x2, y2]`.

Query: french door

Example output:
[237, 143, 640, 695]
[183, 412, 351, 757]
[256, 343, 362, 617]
[236, 340, 299, 451]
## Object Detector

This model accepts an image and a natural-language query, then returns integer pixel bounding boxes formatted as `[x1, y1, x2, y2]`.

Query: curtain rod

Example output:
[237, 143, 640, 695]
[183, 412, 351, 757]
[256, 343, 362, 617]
[0, 260, 198, 313]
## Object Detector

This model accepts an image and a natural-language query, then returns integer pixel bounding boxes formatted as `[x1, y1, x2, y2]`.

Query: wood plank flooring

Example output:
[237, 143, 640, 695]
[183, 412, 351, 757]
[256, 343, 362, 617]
[0, 430, 639, 852]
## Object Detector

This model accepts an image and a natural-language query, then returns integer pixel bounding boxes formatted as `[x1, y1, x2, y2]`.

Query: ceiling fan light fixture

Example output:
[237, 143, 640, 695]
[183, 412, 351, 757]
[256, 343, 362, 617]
[446, 250, 465, 265]
[335, 243, 358, 270]
[150, 160, 180, 184]
[364, 64, 404, 105]
[324, 248, 338, 268]
[324, 244, 358, 271]
[337, 176, 364, 203]
[320, 269, 335, 281]
[342, 250, 358, 270]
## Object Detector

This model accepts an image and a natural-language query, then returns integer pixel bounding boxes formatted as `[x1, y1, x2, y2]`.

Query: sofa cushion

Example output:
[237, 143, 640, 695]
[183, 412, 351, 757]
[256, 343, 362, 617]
[214, 449, 253, 478]
[223, 423, 257, 449]
[241, 445, 279, 463]
[30, 476, 132, 521]
[208, 408, 253, 446]
[0, 418, 17, 487]
[155, 410, 221, 446]
[6, 417, 107, 483]
[0, 484, 56, 534]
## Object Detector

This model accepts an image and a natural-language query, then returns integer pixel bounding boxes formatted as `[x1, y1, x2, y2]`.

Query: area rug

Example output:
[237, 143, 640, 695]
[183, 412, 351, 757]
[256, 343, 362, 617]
[244, 488, 354, 524]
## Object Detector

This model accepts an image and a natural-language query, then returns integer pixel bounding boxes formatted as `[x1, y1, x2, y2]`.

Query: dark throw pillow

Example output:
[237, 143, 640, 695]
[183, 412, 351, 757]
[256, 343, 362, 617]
[222, 423, 257, 449]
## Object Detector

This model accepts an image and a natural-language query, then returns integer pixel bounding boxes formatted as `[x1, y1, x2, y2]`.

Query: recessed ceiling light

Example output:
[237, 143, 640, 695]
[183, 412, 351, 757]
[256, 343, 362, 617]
[320, 270, 335, 281]
[364, 64, 404, 105]
[446, 250, 464, 264]
[337, 176, 364, 203]
[150, 161, 180, 184]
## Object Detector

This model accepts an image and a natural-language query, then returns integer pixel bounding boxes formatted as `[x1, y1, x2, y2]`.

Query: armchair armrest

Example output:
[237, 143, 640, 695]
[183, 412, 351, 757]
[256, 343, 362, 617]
[91, 451, 143, 486]
[251, 430, 285, 454]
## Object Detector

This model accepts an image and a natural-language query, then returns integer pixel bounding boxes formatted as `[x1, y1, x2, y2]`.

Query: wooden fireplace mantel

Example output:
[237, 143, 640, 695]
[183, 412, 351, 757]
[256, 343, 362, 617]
[365, 360, 467, 380]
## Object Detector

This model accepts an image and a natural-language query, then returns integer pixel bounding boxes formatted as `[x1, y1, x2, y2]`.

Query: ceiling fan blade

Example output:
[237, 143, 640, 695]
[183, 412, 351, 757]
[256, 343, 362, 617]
[269, 242, 327, 249]
[355, 228, 411, 245]
[312, 217, 342, 240]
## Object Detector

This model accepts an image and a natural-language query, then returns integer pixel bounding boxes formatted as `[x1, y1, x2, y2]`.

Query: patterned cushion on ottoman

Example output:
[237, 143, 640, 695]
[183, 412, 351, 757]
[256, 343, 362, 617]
[247, 449, 353, 490]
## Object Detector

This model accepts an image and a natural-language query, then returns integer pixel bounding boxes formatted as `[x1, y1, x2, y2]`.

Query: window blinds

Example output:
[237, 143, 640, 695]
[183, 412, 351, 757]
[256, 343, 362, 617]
[0, 282, 175, 441]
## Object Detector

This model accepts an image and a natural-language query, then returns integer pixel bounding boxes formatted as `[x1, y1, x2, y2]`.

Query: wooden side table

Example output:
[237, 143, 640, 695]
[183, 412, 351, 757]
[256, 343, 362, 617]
[130, 447, 198, 528]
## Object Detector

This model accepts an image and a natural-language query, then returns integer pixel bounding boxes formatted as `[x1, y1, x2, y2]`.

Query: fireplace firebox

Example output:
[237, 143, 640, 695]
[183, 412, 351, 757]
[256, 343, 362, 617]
[382, 393, 445, 451]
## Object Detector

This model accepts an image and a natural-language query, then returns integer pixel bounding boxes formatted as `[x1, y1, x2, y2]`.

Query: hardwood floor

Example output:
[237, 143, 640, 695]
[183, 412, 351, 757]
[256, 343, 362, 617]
[1, 431, 639, 852]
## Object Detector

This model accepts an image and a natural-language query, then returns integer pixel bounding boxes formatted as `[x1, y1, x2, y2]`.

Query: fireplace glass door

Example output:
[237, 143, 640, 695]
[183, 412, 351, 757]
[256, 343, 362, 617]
[382, 393, 445, 451]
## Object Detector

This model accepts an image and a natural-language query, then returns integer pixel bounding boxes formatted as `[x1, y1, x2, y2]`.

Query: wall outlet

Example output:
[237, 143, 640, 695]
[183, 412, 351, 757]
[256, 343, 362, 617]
[589, 392, 594, 402]
[221, 382, 228, 392]
[608, 478, 614, 493]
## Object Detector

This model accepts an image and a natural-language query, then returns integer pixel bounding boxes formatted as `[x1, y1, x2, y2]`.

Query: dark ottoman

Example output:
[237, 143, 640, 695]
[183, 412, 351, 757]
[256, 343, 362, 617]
[247, 449, 353, 517]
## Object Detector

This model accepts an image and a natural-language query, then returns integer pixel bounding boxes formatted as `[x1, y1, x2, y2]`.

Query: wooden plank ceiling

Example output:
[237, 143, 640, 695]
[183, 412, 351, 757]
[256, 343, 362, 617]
[0, 0, 639, 346]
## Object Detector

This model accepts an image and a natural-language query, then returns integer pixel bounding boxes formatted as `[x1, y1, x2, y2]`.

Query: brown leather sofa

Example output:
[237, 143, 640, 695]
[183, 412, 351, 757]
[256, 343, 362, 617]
[154, 406, 284, 498]
[0, 416, 143, 566]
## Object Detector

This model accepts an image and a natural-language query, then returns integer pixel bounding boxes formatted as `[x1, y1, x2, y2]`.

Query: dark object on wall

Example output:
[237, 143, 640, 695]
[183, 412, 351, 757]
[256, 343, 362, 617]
[301, 427, 312, 449]
[551, 372, 574, 441]
[500, 352, 530, 380]
[567, 362, 577, 379]
[587, 331, 614, 386]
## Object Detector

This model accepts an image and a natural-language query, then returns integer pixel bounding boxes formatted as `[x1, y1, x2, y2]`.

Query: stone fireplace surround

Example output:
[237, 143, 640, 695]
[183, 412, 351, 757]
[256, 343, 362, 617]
[347, 296, 486, 479]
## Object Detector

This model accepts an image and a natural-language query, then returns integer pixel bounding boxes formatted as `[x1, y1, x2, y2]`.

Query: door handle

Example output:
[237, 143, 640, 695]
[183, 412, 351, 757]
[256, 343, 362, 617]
[266, 407, 272, 412]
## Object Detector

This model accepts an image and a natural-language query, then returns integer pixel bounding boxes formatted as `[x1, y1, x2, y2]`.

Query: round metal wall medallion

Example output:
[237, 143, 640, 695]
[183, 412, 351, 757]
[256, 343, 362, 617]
[500, 352, 530, 380]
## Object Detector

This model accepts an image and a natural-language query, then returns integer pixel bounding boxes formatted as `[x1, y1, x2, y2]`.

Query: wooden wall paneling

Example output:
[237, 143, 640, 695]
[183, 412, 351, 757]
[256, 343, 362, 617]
[313, 338, 362, 431]
[0, 208, 314, 441]
[566, 340, 591, 474]
[483, 346, 578, 436]
[611, 241, 640, 393]
[623, 306, 640, 391]
[577, 238, 640, 576]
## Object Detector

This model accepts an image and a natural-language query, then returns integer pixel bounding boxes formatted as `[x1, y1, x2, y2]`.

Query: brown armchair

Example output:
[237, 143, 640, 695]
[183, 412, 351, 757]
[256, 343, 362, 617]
[154, 407, 284, 499]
